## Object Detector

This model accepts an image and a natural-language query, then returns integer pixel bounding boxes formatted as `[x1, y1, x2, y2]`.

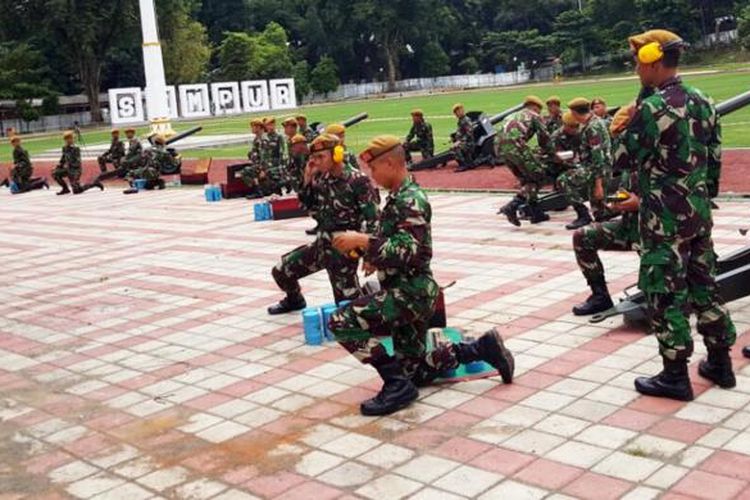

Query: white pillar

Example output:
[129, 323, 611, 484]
[139, 0, 174, 136]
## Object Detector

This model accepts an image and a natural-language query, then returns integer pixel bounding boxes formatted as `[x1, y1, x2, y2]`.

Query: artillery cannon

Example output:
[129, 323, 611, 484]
[145, 126, 203, 175]
[309, 112, 369, 138]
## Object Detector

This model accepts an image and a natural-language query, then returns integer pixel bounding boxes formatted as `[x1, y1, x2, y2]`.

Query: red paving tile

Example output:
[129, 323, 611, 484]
[244, 472, 308, 498]
[602, 408, 663, 431]
[648, 418, 713, 444]
[700, 450, 750, 482]
[470, 447, 537, 476]
[562, 472, 635, 500]
[432, 436, 493, 462]
[274, 481, 344, 500]
[514, 458, 585, 489]
[672, 470, 748, 500]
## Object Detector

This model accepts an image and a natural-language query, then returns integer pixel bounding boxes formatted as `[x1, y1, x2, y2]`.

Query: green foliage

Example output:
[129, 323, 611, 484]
[292, 60, 311, 101]
[0, 43, 52, 99]
[482, 30, 556, 69]
[739, 5, 750, 51]
[635, 0, 700, 42]
[16, 99, 40, 124]
[217, 33, 256, 81]
[216, 23, 293, 81]
[310, 56, 339, 95]
[420, 41, 451, 77]
[158, 0, 211, 84]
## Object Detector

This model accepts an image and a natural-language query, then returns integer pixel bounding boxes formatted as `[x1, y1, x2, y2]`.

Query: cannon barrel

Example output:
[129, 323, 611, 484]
[717, 90, 750, 117]
[312, 112, 369, 135]
[489, 103, 524, 126]
[165, 126, 203, 146]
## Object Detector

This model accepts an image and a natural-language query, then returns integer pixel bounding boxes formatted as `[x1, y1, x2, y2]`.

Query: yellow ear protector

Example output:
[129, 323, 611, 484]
[636, 39, 684, 64]
[332, 144, 345, 163]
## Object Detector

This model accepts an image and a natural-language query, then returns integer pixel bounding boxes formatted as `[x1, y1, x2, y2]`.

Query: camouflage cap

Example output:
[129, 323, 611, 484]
[63, 130, 74, 140]
[250, 118, 263, 127]
[546, 95, 561, 105]
[524, 95, 544, 109]
[295, 114, 307, 121]
[628, 29, 684, 52]
[125, 127, 136, 134]
[111, 128, 120, 135]
[10, 135, 20, 144]
[282, 116, 298, 126]
[291, 133, 307, 145]
[591, 97, 606, 106]
[359, 135, 402, 164]
[263, 116, 276, 125]
[562, 111, 578, 127]
[610, 104, 635, 136]
[568, 97, 591, 113]
[153, 134, 166, 145]
[411, 109, 424, 116]
[452, 103, 464, 113]
[309, 133, 340, 153]
[325, 123, 346, 136]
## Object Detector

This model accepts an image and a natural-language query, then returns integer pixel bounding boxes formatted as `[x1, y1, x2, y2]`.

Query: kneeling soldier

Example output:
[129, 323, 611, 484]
[98, 129, 125, 174]
[330, 135, 514, 416]
[404, 109, 434, 164]
[267, 134, 380, 314]
[1, 136, 48, 193]
[53, 131, 103, 195]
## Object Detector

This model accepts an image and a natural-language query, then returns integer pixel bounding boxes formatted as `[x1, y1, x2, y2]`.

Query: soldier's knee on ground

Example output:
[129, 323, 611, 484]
[572, 228, 587, 250]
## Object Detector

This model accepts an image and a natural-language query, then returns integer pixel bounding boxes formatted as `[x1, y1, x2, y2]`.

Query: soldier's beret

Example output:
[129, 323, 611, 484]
[325, 123, 346, 136]
[111, 129, 120, 134]
[546, 96, 561, 105]
[309, 133, 340, 153]
[291, 134, 307, 145]
[125, 127, 136, 134]
[250, 118, 263, 127]
[282, 116, 298, 126]
[628, 29, 684, 52]
[524, 95, 545, 109]
[359, 135, 402, 164]
[263, 116, 276, 125]
[452, 103, 464, 113]
[568, 97, 591, 113]
[562, 111, 578, 127]
[610, 104, 635, 136]
[153, 134, 166, 145]
[591, 97, 606, 107]
[411, 109, 424, 116]
[295, 114, 307, 121]
[10, 135, 20, 144]
[63, 131, 74, 140]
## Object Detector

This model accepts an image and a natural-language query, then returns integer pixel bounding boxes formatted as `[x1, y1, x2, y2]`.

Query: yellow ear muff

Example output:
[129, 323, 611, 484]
[333, 145, 345, 163]
[637, 41, 664, 64]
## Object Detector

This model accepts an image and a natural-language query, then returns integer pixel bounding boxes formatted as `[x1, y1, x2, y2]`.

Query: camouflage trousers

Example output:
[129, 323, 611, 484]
[404, 141, 434, 163]
[11, 165, 32, 188]
[453, 142, 475, 168]
[53, 165, 82, 189]
[639, 235, 736, 361]
[329, 275, 459, 375]
[558, 166, 595, 205]
[127, 165, 160, 182]
[500, 142, 546, 203]
[242, 164, 282, 195]
[573, 216, 639, 283]
[272, 234, 361, 303]
[98, 153, 121, 173]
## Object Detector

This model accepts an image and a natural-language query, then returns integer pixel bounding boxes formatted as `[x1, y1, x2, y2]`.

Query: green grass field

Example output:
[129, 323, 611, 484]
[2, 70, 749, 162]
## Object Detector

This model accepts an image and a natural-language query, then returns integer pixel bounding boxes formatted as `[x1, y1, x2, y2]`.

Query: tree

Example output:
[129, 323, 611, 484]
[292, 60, 311, 102]
[217, 32, 257, 81]
[310, 56, 339, 95]
[199, 0, 251, 43]
[158, 0, 211, 84]
[481, 30, 556, 70]
[252, 22, 294, 79]
[739, 4, 750, 50]
[0, 43, 52, 99]
[554, 9, 603, 70]
[635, 0, 700, 42]
[420, 41, 450, 77]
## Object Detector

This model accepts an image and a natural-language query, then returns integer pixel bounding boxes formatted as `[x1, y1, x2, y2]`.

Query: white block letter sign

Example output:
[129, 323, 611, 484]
[109, 87, 144, 124]
[165, 86, 179, 119]
[179, 84, 211, 118]
[269, 79, 297, 110]
[241, 80, 270, 113]
[211, 82, 241, 116]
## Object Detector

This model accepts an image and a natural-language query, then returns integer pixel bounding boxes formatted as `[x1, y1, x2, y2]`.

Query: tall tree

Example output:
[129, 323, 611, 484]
[157, 0, 211, 83]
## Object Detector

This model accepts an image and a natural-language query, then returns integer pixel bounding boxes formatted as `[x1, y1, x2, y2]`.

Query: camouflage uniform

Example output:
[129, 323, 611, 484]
[558, 116, 611, 205]
[53, 145, 83, 191]
[615, 76, 735, 360]
[299, 125, 316, 143]
[498, 108, 553, 204]
[262, 130, 285, 191]
[544, 113, 563, 135]
[98, 137, 125, 173]
[329, 177, 461, 376]
[272, 167, 380, 303]
[241, 132, 269, 194]
[127, 145, 176, 186]
[547, 127, 581, 180]
[11, 145, 33, 189]
[452, 116, 475, 167]
[121, 138, 143, 173]
[404, 121, 434, 163]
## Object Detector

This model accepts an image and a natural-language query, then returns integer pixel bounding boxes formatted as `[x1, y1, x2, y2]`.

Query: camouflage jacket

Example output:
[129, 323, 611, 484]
[125, 139, 143, 162]
[577, 116, 612, 178]
[365, 176, 437, 295]
[298, 166, 380, 233]
[544, 113, 563, 135]
[147, 145, 178, 174]
[550, 128, 581, 167]
[13, 146, 32, 174]
[248, 134, 263, 163]
[58, 145, 81, 170]
[499, 108, 553, 155]
[261, 130, 283, 169]
[287, 152, 308, 192]
[613, 76, 719, 249]
[107, 139, 126, 160]
[345, 150, 360, 171]
[406, 121, 434, 148]
[597, 114, 613, 131]
[453, 116, 475, 146]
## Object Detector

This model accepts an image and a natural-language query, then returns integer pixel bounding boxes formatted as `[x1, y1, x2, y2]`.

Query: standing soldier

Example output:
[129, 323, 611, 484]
[261, 117, 285, 195]
[403, 109, 434, 164]
[558, 97, 612, 230]
[325, 123, 359, 171]
[592, 97, 612, 129]
[544, 96, 564, 134]
[330, 135, 514, 416]
[451, 103, 476, 172]
[287, 134, 309, 192]
[571, 106, 640, 316]
[267, 134, 380, 314]
[296, 114, 316, 142]
[53, 131, 103, 195]
[1, 136, 47, 193]
[496, 95, 554, 226]
[618, 30, 736, 401]
[98, 129, 125, 175]
[120, 128, 143, 176]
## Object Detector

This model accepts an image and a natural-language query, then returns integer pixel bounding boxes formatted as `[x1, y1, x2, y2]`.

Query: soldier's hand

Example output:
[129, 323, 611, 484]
[592, 177, 605, 201]
[333, 231, 369, 254]
[362, 261, 377, 276]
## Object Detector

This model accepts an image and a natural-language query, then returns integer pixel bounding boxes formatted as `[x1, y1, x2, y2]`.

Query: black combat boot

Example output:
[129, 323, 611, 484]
[573, 279, 614, 316]
[498, 195, 524, 227]
[267, 294, 307, 315]
[156, 179, 166, 190]
[81, 180, 104, 192]
[634, 357, 694, 401]
[565, 203, 593, 230]
[72, 183, 84, 195]
[56, 180, 71, 195]
[454, 328, 515, 383]
[528, 203, 550, 224]
[743, 346, 750, 359]
[245, 192, 264, 200]
[361, 357, 419, 416]
[698, 347, 736, 388]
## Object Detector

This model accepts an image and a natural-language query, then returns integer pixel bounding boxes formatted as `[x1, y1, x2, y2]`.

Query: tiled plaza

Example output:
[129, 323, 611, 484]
[2, 186, 750, 500]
